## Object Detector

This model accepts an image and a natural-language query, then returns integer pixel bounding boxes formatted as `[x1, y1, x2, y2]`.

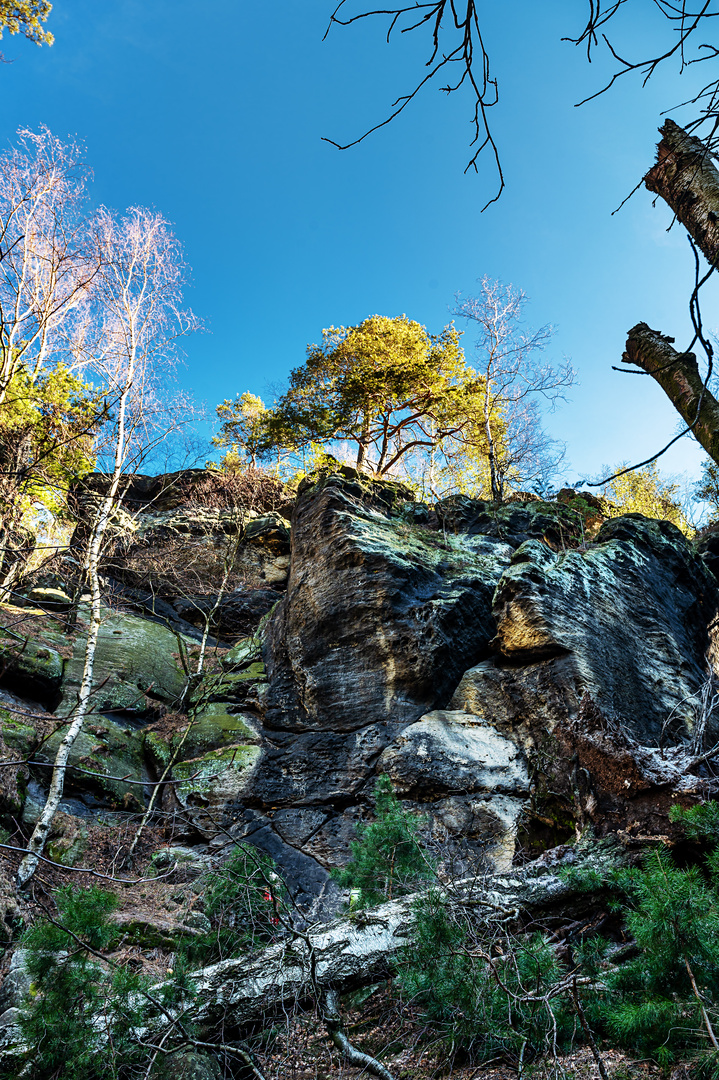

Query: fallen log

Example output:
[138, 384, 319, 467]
[0, 843, 620, 1068]
[157, 842, 619, 1033]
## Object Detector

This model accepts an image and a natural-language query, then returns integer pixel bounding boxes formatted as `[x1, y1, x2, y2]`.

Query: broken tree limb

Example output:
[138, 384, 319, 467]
[615, 121, 719, 465]
[622, 322, 719, 464]
[645, 120, 719, 267]
[324, 989, 395, 1080]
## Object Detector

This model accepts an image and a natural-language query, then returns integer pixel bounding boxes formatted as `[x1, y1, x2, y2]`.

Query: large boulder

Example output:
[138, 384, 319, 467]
[0, 604, 66, 704]
[380, 710, 531, 870]
[144, 705, 260, 772]
[56, 608, 188, 715]
[450, 515, 719, 839]
[264, 472, 514, 733]
[380, 710, 529, 798]
[32, 715, 148, 811]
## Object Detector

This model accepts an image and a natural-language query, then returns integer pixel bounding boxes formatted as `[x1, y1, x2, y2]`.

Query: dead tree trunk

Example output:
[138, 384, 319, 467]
[620, 122, 719, 460]
[622, 323, 719, 463]
[644, 119, 719, 266]
[0, 845, 620, 1070]
[153, 846, 618, 1036]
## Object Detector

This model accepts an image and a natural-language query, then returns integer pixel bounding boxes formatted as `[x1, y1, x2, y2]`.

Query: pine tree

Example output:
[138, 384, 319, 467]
[331, 775, 431, 906]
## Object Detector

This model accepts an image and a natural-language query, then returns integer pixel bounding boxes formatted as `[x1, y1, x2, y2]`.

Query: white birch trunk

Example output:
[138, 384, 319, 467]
[16, 348, 135, 887]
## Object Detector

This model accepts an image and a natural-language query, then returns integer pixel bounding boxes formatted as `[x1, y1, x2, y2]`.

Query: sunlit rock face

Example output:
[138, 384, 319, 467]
[263, 472, 514, 734]
[380, 709, 531, 871]
[454, 515, 719, 747]
[450, 514, 719, 844]
[213, 486, 719, 897]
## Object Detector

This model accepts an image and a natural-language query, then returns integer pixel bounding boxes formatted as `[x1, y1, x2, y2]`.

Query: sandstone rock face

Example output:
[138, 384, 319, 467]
[3, 469, 718, 918]
[224, 475, 524, 895]
[380, 710, 530, 870]
[264, 473, 514, 734]
[239, 499, 719, 890]
[379, 710, 529, 799]
[56, 608, 188, 715]
[450, 515, 719, 841]
[454, 516, 719, 746]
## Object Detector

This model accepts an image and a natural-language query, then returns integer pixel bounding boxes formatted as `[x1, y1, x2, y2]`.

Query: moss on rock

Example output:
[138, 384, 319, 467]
[144, 705, 260, 772]
[0, 607, 64, 700]
[56, 608, 189, 715]
[173, 743, 262, 807]
[0, 709, 37, 759]
[34, 716, 147, 810]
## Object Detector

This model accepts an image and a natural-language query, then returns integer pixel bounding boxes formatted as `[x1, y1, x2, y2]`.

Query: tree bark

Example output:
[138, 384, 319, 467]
[622, 322, 719, 463]
[618, 123, 719, 462]
[323, 989, 395, 1080]
[644, 120, 719, 267]
[155, 846, 618, 1035]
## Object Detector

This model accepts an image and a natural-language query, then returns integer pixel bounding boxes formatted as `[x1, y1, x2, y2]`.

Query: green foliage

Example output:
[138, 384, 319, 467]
[180, 845, 284, 965]
[600, 461, 690, 533]
[597, 847, 719, 1065]
[19, 888, 147, 1079]
[395, 813, 719, 1070]
[14, 859, 285, 1078]
[214, 391, 272, 468]
[695, 459, 719, 525]
[331, 775, 431, 906]
[262, 314, 489, 477]
[0, 361, 100, 518]
[0, 0, 52, 44]
[399, 891, 572, 1064]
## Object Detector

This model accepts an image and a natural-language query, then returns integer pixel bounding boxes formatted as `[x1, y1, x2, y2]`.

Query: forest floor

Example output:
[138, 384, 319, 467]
[254, 987, 665, 1080]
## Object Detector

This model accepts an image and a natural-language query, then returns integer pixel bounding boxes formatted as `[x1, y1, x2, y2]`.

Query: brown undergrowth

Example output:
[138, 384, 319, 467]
[254, 985, 663, 1080]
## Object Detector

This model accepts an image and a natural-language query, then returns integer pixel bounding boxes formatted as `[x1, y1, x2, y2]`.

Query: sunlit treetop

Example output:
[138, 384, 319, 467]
[0, 1, 53, 45]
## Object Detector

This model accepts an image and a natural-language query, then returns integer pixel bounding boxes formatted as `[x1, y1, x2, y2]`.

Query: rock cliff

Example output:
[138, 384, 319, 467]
[1, 469, 716, 915]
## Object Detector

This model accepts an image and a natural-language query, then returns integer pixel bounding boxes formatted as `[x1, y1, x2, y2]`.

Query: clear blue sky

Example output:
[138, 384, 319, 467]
[2, 0, 715, 486]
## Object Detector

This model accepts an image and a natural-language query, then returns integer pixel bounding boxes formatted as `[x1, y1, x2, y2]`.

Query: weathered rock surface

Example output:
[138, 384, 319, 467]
[0, 605, 66, 703]
[451, 515, 719, 839]
[454, 516, 718, 743]
[2, 470, 718, 929]
[33, 714, 148, 810]
[198, 473, 518, 893]
[380, 710, 530, 869]
[264, 473, 514, 733]
[157, 482, 718, 894]
[380, 709, 529, 798]
[56, 608, 187, 715]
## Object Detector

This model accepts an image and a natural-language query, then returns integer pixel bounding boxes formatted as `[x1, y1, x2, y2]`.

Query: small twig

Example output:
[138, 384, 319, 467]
[0, 842, 177, 884]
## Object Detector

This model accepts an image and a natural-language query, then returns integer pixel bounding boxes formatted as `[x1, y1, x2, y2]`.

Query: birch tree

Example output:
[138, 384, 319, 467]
[17, 206, 198, 887]
[454, 278, 575, 502]
[0, 127, 95, 407]
[0, 128, 100, 593]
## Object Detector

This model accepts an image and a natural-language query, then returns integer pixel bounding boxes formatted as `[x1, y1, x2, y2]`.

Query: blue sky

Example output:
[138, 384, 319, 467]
[1, 0, 715, 486]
